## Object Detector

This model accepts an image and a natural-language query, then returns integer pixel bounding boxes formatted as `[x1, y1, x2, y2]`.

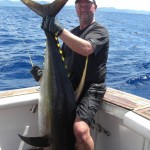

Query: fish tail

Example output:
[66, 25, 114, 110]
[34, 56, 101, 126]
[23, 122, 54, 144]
[21, 0, 68, 17]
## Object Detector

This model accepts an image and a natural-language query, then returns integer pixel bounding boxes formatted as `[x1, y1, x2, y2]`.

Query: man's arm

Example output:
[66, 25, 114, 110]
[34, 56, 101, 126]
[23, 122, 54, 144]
[41, 16, 94, 56]
[30, 65, 43, 82]
[59, 29, 93, 56]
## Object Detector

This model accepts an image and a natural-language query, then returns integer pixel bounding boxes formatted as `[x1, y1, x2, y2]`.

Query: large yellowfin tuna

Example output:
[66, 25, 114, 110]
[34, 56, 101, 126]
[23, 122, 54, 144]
[18, 0, 76, 149]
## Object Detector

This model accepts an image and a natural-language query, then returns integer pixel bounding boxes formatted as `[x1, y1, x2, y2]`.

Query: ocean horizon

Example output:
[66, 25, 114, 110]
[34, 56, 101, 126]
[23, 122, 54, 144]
[0, 6, 150, 99]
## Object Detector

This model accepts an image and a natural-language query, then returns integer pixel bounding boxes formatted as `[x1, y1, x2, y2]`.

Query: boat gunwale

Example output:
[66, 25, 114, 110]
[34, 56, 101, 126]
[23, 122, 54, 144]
[0, 86, 150, 120]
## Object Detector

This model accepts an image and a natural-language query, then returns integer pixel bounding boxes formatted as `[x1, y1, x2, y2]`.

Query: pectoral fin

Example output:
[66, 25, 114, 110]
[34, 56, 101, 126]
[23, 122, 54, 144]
[18, 134, 50, 147]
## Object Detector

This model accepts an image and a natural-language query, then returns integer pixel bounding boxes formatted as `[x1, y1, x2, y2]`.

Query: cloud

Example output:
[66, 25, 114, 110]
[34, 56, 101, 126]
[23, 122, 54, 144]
[1, 0, 150, 11]
[97, 0, 150, 11]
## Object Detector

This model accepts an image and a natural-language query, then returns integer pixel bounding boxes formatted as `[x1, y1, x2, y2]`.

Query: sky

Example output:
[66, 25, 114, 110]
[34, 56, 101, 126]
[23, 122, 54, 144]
[0, 0, 150, 11]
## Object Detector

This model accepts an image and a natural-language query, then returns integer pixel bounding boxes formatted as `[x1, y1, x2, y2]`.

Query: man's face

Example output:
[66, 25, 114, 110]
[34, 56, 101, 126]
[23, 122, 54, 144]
[75, 0, 97, 25]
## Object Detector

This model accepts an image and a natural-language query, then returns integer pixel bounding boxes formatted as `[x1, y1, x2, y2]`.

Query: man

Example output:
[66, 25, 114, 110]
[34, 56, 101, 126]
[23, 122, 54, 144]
[32, 0, 109, 149]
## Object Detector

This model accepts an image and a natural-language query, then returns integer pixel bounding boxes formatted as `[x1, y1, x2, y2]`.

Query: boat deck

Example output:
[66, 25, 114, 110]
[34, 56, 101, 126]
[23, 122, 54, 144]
[0, 86, 150, 120]
[104, 87, 150, 120]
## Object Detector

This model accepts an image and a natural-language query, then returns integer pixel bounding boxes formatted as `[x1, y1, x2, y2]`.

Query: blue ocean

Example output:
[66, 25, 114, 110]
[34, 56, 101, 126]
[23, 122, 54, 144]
[0, 6, 150, 100]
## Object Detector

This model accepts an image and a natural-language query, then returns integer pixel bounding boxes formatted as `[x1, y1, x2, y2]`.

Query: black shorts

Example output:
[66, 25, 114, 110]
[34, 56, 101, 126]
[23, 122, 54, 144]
[76, 83, 106, 126]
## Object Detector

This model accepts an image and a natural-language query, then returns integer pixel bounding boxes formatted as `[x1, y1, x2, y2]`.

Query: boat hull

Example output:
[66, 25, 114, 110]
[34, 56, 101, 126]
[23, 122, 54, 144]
[0, 87, 150, 150]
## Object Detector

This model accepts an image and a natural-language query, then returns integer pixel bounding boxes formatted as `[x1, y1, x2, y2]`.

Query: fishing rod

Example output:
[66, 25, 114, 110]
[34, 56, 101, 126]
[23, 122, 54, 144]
[6, 18, 34, 67]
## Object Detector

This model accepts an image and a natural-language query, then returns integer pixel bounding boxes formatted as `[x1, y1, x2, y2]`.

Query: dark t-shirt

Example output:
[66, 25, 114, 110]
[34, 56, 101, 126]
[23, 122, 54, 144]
[62, 22, 109, 94]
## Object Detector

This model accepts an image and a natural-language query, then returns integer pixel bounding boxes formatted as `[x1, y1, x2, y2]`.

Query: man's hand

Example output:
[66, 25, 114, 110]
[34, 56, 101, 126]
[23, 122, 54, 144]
[41, 16, 64, 36]
[30, 65, 43, 82]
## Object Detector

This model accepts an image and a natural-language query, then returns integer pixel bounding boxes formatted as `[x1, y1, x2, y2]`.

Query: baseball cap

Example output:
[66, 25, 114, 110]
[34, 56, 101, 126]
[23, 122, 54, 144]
[75, 0, 96, 5]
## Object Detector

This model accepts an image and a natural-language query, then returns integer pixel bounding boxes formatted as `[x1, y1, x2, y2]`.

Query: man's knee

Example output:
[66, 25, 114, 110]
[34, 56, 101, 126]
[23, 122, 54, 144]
[73, 118, 90, 143]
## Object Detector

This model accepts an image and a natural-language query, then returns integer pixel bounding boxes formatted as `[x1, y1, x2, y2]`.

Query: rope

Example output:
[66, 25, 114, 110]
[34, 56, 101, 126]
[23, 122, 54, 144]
[6, 18, 34, 67]
[75, 56, 88, 101]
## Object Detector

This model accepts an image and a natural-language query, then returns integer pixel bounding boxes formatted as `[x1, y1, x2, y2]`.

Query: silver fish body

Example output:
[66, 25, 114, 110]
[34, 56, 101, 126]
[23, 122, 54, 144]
[19, 0, 76, 149]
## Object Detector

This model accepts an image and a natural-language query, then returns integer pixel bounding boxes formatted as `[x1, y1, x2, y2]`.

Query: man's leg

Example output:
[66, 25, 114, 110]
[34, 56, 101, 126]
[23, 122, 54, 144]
[73, 117, 94, 150]
[74, 84, 106, 150]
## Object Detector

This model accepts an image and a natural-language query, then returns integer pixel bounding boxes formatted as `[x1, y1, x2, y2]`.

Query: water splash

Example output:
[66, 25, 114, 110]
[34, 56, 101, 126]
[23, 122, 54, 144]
[127, 73, 150, 85]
